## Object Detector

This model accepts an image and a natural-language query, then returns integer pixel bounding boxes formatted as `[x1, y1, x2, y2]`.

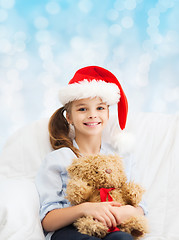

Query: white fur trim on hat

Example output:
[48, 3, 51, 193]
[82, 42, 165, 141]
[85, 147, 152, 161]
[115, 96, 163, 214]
[59, 79, 120, 106]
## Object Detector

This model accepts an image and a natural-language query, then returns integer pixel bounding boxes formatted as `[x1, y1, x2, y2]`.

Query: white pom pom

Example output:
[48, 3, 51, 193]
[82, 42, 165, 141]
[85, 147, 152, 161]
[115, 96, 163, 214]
[111, 131, 135, 155]
[102, 114, 135, 155]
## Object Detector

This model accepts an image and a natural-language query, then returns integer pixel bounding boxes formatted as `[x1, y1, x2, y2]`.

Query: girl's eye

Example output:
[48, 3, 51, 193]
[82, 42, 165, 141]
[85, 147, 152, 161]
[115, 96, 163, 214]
[78, 108, 86, 111]
[97, 106, 104, 110]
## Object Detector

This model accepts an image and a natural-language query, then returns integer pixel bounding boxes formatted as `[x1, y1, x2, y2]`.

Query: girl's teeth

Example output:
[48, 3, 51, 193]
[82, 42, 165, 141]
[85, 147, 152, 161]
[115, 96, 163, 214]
[86, 123, 98, 126]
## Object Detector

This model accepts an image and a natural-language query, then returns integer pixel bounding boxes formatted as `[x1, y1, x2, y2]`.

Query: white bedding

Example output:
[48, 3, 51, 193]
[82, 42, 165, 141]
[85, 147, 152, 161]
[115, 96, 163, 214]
[0, 179, 44, 240]
[0, 112, 178, 240]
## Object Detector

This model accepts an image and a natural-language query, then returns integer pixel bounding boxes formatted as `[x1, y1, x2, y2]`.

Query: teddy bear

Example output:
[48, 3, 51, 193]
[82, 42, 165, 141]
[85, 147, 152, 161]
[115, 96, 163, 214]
[66, 154, 148, 239]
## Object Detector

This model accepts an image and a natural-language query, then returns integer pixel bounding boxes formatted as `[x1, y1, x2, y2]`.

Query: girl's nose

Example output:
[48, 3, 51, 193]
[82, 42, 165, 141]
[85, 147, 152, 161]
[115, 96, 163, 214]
[88, 110, 97, 119]
[88, 115, 97, 119]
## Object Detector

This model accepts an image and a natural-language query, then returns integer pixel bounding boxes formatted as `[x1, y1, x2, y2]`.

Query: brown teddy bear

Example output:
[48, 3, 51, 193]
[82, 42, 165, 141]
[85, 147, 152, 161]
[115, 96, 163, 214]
[66, 154, 148, 239]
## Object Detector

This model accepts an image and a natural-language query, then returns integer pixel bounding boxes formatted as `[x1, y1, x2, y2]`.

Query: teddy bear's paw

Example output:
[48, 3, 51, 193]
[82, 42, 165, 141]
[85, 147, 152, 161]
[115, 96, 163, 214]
[74, 216, 108, 238]
[123, 182, 145, 206]
[66, 179, 93, 205]
[120, 216, 149, 239]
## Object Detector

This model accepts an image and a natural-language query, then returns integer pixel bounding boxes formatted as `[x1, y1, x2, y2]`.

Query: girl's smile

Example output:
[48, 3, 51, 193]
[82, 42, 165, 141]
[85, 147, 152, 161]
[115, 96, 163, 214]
[83, 121, 101, 127]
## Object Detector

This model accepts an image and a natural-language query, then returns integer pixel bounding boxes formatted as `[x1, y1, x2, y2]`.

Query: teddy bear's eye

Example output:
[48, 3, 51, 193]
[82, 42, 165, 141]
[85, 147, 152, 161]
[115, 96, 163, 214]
[95, 171, 98, 174]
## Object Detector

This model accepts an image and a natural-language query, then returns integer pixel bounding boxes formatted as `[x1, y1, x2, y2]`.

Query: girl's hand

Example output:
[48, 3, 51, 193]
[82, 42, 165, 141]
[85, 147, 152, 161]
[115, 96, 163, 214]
[110, 205, 144, 225]
[81, 201, 121, 228]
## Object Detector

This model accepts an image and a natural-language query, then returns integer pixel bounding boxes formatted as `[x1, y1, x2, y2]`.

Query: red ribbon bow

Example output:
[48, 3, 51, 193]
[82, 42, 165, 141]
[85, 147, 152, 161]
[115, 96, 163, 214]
[99, 188, 120, 233]
[99, 188, 115, 202]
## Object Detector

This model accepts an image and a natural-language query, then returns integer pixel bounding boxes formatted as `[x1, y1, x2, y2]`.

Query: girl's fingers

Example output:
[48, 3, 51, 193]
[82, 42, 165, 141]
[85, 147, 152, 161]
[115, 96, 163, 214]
[105, 210, 117, 228]
[95, 204, 118, 228]
[95, 213, 114, 228]
[103, 215, 112, 228]
[109, 201, 121, 207]
[102, 202, 120, 227]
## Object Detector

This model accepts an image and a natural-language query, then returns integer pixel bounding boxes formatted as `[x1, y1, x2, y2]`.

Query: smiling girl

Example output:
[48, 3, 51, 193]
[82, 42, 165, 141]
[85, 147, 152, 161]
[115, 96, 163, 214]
[35, 66, 147, 240]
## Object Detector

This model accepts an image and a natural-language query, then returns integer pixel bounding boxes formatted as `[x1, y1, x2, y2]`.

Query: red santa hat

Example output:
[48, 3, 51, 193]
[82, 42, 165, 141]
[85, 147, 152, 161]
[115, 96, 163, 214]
[59, 66, 128, 130]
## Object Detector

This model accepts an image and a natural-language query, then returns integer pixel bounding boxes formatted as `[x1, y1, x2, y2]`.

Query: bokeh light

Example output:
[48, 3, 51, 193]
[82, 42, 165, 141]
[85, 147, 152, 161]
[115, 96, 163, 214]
[45, 1, 61, 15]
[0, 8, 8, 22]
[0, 0, 15, 9]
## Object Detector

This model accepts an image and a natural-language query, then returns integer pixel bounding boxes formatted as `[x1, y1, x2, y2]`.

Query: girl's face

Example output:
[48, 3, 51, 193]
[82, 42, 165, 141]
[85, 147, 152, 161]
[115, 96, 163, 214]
[67, 97, 109, 138]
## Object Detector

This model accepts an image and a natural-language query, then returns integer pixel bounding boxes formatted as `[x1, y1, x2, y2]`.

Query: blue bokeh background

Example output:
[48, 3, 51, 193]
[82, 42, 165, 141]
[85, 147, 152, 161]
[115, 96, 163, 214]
[0, 0, 178, 151]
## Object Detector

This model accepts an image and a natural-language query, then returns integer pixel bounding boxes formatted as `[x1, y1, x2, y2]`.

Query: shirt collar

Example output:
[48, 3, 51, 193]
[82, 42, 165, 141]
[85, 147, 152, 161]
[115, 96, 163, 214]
[73, 139, 104, 154]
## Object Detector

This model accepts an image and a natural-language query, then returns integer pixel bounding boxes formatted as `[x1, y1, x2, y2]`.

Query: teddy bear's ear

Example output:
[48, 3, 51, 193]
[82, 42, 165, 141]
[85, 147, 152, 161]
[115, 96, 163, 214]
[67, 158, 81, 177]
[109, 154, 128, 182]
[67, 155, 94, 178]
[67, 165, 76, 177]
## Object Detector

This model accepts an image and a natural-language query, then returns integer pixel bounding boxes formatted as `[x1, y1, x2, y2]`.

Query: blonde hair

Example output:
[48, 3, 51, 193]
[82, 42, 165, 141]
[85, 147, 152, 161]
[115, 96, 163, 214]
[48, 103, 80, 157]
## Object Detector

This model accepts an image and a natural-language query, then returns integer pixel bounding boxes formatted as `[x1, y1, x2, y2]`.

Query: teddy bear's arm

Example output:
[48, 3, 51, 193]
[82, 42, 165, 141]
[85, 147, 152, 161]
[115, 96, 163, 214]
[122, 181, 145, 206]
[66, 178, 93, 205]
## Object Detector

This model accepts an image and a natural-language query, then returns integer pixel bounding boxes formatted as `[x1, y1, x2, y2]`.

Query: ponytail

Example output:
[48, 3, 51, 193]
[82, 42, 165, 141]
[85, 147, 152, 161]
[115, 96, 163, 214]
[48, 106, 80, 157]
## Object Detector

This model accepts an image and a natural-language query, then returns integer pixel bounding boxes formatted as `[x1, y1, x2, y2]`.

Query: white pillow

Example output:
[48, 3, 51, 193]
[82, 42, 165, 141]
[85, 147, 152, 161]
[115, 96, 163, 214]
[0, 119, 52, 180]
[0, 202, 7, 233]
[0, 179, 45, 240]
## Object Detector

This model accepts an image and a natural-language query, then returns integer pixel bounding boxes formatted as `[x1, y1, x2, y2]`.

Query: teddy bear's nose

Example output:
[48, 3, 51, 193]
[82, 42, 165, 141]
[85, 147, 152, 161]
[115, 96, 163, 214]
[105, 169, 112, 174]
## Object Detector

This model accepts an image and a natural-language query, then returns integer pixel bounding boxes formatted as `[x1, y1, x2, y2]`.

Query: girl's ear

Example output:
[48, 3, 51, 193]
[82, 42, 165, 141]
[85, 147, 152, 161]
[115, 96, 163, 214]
[66, 111, 72, 125]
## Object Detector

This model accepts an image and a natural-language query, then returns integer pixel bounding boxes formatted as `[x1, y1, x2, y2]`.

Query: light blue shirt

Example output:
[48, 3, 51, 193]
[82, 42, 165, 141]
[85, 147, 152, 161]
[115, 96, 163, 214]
[35, 140, 147, 239]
